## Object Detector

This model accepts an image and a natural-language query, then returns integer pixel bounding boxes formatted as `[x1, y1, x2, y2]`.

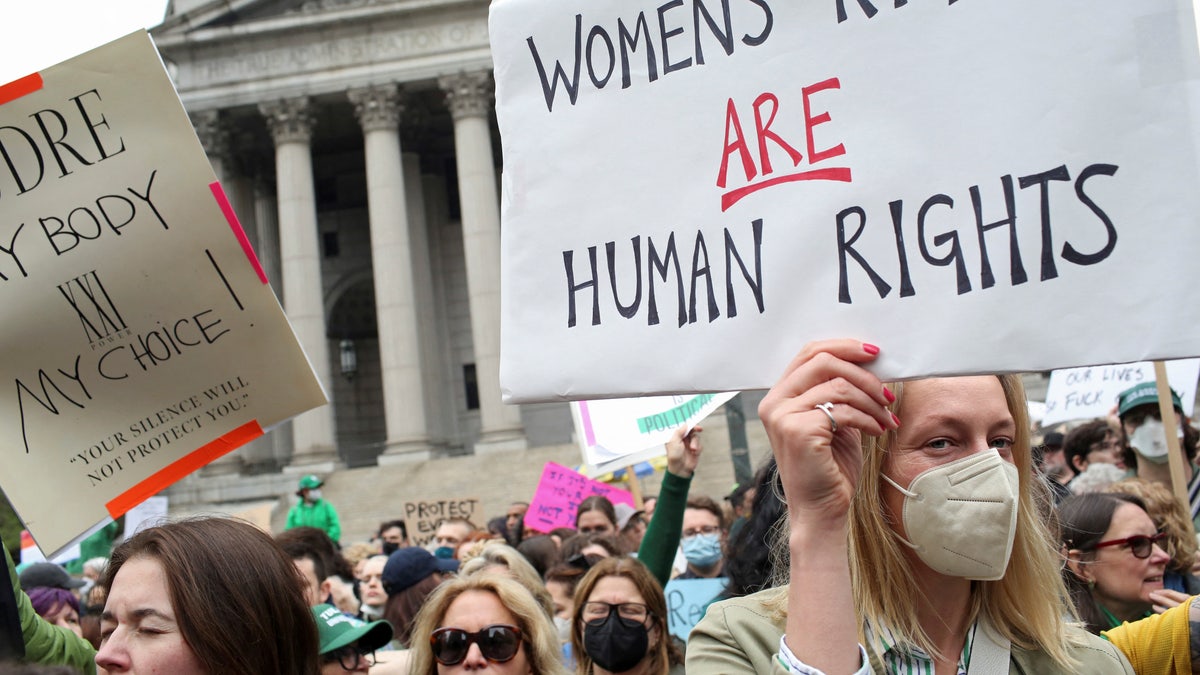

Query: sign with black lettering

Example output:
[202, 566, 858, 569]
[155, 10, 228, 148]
[0, 32, 326, 557]
[1042, 359, 1200, 426]
[402, 498, 481, 547]
[664, 577, 727, 641]
[491, 0, 1200, 400]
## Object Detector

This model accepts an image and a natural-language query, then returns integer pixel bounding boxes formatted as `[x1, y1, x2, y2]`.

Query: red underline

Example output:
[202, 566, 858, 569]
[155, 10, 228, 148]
[721, 167, 852, 211]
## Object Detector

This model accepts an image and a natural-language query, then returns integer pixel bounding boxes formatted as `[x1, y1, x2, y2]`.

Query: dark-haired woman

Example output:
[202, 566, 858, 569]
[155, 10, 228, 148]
[570, 557, 683, 675]
[95, 517, 319, 674]
[1060, 492, 1172, 633]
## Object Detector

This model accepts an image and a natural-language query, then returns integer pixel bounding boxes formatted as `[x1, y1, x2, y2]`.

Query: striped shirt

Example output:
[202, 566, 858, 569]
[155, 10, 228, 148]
[869, 622, 977, 675]
[1188, 469, 1200, 524]
[775, 622, 978, 675]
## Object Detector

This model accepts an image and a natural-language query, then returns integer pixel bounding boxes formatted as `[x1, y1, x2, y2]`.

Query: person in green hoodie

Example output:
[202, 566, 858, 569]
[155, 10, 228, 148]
[287, 474, 342, 544]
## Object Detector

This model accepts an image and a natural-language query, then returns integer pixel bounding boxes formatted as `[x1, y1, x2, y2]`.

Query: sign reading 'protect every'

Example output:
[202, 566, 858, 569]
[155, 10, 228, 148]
[0, 32, 326, 557]
[492, 0, 1200, 401]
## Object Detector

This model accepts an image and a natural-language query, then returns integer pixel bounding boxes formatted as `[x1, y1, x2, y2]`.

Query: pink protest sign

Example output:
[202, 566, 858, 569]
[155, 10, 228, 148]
[524, 461, 634, 533]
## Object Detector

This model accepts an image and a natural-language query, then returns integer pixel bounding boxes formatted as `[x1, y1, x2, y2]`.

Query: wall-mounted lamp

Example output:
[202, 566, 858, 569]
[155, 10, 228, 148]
[339, 339, 357, 380]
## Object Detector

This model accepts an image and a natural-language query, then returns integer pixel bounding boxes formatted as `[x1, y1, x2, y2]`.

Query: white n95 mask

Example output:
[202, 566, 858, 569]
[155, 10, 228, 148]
[1129, 417, 1181, 464]
[882, 448, 1019, 581]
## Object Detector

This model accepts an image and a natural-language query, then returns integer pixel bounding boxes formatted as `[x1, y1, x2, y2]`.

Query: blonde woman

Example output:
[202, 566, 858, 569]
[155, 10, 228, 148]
[458, 541, 557, 619]
[687, 340, 1132, 674]
[408, 574, 568, 675]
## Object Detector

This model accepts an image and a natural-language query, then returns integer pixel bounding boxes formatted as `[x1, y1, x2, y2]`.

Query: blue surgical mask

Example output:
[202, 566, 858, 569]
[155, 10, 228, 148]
[433, 546, 455, 560]
[681, 532, 722, 568]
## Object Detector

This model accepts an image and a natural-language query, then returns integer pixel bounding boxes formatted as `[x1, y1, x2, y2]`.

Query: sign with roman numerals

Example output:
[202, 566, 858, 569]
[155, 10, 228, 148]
[0, 32, 327, 557]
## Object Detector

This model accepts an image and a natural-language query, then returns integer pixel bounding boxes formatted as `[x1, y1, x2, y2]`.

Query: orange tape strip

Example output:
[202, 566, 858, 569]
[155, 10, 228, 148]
[105, 421, 264, 519]
[0, 73, 44, 106]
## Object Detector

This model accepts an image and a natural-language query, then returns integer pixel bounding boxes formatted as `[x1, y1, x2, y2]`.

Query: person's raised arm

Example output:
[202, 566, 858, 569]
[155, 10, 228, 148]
[1, 532, 96, 674]
[639, 425, 703, 586]
[758, 340, 896, 674]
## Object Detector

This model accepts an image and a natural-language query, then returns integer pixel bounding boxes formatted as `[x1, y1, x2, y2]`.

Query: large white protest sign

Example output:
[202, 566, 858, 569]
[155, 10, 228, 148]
[1042, 360, 1200, 426]
[572, 392, 735, 474]
[0, 32, 327, 557]
[492, 0, 1200, 401]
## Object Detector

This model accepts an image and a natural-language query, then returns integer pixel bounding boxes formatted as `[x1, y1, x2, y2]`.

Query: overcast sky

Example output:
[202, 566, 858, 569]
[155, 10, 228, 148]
[0, 0, 169, 84]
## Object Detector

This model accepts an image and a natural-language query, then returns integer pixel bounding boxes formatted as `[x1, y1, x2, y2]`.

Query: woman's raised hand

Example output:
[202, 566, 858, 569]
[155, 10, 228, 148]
[666, 425, 703, 479]
[758, 339, 898, 528]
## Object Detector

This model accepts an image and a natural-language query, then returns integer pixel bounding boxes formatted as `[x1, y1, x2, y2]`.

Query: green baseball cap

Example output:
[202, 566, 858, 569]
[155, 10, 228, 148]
[1117, 382, 1183, 418]
[311, 604, 393, 656]
[298, 474, 323, 490]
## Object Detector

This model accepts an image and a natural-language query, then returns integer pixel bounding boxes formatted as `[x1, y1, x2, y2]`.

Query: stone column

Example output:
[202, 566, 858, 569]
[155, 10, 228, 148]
[347, 84, 432, 463]
[259, 97, 339, 472]
[191, 109, 248, 476]
[439, 71, 526, 454]
[192, 110, 230, 182]
[405, 154, 450, 452]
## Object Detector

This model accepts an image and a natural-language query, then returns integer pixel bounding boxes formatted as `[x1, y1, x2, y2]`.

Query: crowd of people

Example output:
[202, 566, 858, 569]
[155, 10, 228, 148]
[5, 341, 1200, 674]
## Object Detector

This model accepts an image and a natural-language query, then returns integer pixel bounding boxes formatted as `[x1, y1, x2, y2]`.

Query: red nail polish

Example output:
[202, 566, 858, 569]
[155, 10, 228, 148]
[863, 343, 880, 355]
[883, 387, 895, 403]
[891, 413, 901, 428]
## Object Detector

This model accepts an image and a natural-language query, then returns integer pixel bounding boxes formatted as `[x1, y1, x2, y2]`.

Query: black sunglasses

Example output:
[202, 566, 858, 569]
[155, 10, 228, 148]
[430, 624, 523, 665]
[1092, 532, 1167, 559]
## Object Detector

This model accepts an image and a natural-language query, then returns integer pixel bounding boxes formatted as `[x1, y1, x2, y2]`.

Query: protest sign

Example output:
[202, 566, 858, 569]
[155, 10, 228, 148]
[19, 527, 86, 566]
[0, 31, 327, 557]
[403, 497, 481, 546]
[664, 577, 727, 641]
[123, 495, 169, 538]
[572, 392, 735, 474]
[492, 0, 1200, 401]
[1041, 359, 1200, 426]
[524, 461, 635, 533]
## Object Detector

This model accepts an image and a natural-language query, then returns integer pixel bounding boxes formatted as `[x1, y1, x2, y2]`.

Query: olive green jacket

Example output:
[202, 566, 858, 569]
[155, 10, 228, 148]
[686, 588, 1134, 674]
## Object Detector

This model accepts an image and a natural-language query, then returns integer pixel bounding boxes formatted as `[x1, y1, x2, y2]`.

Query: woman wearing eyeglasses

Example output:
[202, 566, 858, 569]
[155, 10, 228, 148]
[1060, 492, 1173, 633]
[570, 557, 683, 675]
[408, 573, 567, 675]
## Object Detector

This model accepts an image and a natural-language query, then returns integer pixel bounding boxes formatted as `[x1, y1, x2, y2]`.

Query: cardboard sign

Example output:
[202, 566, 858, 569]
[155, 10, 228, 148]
[0, 32, 326, 557]
[664, 577, 727, 641]
[492, 0, 1200, 401]
[524, 461, 635, 533]
[1042, 359, 1200, 426]
[573, 392, 735, 474]
[123, 495, 169, 538]
[402, 498, 481, 547]
[19, 529, 80, 566]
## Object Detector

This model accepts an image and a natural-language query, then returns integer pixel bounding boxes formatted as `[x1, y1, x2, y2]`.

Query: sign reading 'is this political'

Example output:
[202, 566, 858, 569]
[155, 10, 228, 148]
[492, 0, 1200, 401]
[0, 31, 326, 557]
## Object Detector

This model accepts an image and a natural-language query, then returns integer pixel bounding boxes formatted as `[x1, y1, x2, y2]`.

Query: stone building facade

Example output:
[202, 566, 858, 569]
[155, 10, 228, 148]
[153, 0, 579, 491]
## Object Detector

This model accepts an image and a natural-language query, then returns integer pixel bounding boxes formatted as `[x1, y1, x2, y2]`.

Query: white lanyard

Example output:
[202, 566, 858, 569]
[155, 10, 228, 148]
[967, 615, 1012, 675]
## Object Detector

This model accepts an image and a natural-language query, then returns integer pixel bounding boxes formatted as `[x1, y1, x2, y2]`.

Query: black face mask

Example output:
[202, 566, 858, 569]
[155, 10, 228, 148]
[381, 541, 400, 556]
[583, 611, 649, 673]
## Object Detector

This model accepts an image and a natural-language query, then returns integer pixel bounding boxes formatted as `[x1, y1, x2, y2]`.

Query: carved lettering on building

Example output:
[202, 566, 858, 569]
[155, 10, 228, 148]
[190, 20, 488, 85]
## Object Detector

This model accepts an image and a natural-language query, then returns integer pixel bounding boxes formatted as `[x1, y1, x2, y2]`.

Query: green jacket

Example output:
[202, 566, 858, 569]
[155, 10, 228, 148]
[286, 498, 342, 543]
[686, 588, 1135, 675]
[4, 534, 96, 674]
[637, 470, 691, 586]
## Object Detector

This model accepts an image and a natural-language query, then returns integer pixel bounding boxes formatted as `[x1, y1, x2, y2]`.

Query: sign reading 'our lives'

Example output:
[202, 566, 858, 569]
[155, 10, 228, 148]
[491, 0, 1200, 401]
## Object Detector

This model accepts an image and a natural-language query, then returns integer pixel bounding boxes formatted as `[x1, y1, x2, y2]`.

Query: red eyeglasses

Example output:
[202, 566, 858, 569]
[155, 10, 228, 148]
[1092, 532, 1167, 559]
